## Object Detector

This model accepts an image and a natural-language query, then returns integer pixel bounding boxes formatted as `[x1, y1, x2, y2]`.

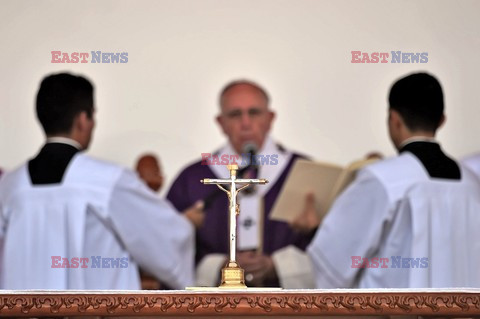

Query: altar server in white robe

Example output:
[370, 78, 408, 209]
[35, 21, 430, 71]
[0, 73, 204, 290]
[306, 72, 480, 288]
[462, 153, 480, 178]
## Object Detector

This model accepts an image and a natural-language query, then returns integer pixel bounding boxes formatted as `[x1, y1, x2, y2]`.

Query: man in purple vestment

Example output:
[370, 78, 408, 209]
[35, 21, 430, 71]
[167, 80, 315, 288]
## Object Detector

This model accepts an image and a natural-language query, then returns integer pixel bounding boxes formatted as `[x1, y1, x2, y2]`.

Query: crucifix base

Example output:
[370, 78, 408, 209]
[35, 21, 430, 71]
[219, 261, 247, 289]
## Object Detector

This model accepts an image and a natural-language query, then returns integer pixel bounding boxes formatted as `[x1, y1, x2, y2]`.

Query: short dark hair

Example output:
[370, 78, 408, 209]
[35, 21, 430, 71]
[219, 80, 270, 107]
[388, 72, 444, 132]
[36, 73, 94, 135]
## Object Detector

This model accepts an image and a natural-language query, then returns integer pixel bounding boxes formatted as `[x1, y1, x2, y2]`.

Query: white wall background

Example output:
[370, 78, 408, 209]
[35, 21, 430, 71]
[1, 0, 479, 193]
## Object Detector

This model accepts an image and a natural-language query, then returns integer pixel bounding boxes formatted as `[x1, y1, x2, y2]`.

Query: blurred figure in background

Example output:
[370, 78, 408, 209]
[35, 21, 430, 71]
[136, 153, 164, 193]
[135, 153, 166, 289]
[365, 151, 384, 160]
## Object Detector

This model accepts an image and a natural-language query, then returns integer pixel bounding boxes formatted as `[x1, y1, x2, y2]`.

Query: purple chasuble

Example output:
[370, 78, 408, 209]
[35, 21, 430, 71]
[167, 153, 312, 279]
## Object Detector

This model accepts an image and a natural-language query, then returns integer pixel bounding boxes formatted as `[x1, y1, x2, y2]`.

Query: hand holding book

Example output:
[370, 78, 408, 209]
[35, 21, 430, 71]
[270, 157, 380, 227]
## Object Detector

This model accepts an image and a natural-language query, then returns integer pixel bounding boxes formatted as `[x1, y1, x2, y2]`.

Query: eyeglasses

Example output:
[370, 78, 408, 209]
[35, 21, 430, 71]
[222, 108, 267, 120]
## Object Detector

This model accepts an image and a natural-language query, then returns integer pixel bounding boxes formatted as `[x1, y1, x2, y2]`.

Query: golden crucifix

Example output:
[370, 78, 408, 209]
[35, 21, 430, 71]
[201, 164, 268, 288]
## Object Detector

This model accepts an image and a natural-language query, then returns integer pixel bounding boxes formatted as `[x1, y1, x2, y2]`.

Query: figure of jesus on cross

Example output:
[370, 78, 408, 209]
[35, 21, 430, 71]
[201, 164, 268, 288]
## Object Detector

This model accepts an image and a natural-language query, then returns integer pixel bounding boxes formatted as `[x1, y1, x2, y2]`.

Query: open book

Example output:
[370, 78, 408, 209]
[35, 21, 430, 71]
[270, 158, 378, 223]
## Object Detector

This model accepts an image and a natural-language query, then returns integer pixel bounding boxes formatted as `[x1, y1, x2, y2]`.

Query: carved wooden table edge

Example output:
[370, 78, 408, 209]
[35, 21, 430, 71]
[1, 289, 480, 317]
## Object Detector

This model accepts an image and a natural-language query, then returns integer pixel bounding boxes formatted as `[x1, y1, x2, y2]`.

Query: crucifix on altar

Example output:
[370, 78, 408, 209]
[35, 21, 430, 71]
[201, 164, 268, 289]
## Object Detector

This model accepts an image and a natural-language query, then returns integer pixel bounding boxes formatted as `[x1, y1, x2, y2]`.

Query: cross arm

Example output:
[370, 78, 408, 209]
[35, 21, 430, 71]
[200, 179, 232, 185]
[234, 178, 269, 184]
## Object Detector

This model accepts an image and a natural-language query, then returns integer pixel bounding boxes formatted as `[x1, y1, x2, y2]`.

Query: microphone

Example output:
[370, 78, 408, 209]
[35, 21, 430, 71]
[239, 142, 258, 195]
[240, 141, 258, 176]
[242, 142, 258, 159]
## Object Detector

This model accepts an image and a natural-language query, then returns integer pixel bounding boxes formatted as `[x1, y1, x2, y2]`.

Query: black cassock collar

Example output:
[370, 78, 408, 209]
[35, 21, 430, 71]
[28, 142, 80, 185]
[399, 141, 460, 180]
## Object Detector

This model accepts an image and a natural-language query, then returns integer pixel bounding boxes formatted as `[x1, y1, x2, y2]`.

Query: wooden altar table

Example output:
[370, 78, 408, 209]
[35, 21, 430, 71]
[1, 289, 480, 318]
